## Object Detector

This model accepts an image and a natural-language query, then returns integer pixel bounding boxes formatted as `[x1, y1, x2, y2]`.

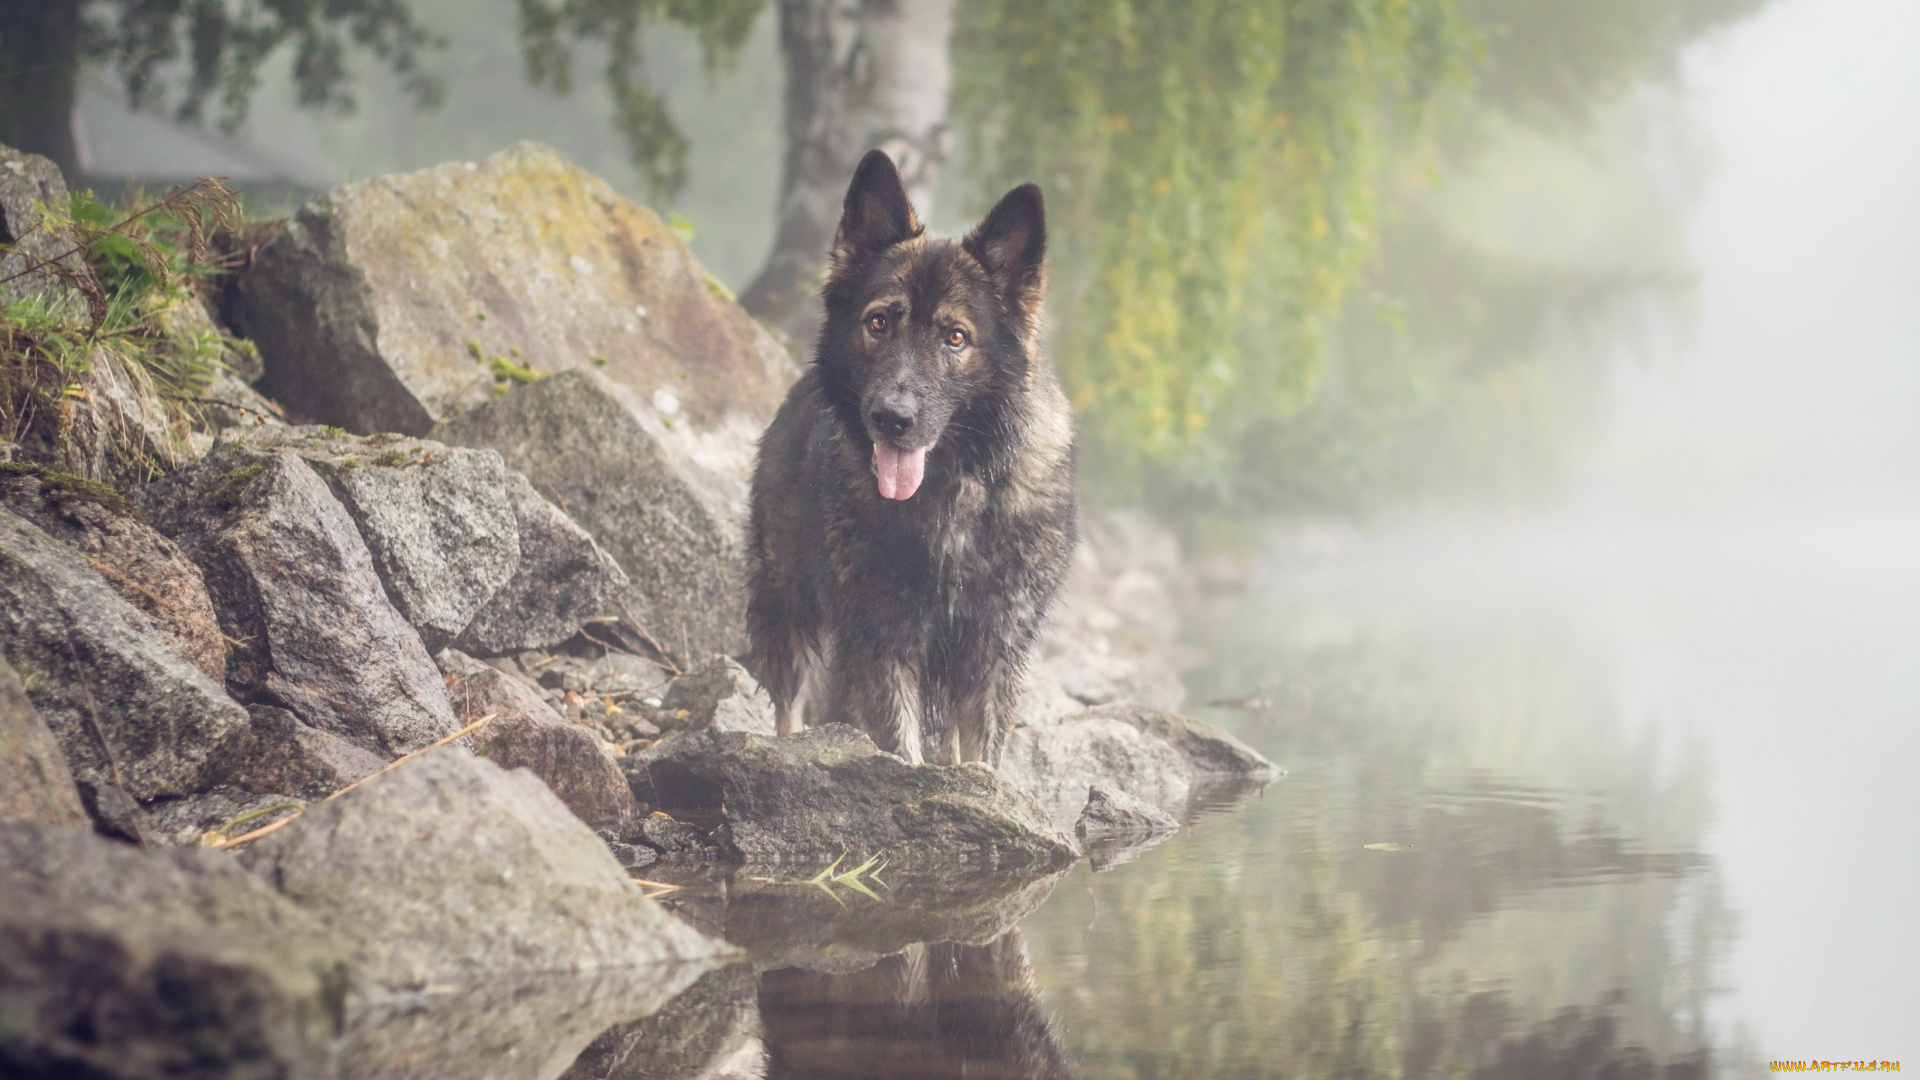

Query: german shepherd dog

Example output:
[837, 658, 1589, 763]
[745, 150, 1076, 766]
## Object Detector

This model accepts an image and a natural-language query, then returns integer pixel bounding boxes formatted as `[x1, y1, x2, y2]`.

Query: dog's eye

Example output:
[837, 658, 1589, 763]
[866, 313, 889, 335]
[944, 328, 970, 349]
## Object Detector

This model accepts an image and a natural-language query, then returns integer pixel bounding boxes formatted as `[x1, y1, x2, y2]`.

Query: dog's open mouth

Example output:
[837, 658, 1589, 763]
[872, 441, 930, 501]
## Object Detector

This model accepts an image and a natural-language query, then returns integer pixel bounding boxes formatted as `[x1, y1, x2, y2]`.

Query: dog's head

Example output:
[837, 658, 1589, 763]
[818, 150, 1047, 501]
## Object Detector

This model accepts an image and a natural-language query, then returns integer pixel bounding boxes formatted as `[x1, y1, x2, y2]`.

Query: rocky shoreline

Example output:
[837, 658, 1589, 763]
[1, 141, 1276, 1077]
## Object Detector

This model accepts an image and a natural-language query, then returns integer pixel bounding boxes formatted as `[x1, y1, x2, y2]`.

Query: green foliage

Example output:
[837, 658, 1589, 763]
[955, 0, 1475, 483]
[84, 0, 444, 133]
[956, 0, 1773, 515]
[515, 0, 763, 197]
[1, 182, 247, 477]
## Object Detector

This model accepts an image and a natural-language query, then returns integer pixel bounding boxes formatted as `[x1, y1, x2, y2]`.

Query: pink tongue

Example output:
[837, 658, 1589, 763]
[873, 442, 929, 500]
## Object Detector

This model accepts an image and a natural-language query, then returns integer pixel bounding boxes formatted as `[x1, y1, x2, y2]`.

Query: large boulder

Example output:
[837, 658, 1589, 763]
[237, 141, 796, 441]
[0, 143, 84, 313]
[0, 661, 88, 827]
[239, 428, 521, 652]
[1, 461, 227, 681]
[436, 369, 749, 664]
[139, 448, 461, 757]
[234, 748, 732, 989]
[628, 724, 1079, 870]
[452, 469, 630, 656]
[439, 647, 635, 830]
[0, 821, 349, 1080]
[0, 508, 249, 812]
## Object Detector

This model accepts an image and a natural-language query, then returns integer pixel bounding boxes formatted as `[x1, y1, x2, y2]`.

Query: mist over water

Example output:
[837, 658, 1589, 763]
[1260, 0, 1920, 1063]
[1588, 0, 1920, 1056]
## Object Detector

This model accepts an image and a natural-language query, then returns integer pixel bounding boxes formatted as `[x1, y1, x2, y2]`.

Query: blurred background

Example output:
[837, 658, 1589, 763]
[6, 0, 1914, 1074]
[15, 0, 1912, 521]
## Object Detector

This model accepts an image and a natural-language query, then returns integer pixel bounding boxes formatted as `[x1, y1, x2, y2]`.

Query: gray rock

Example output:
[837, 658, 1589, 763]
[1030, 624, 1187, 715]
[660, 656, 775, 736]
[0, 660, 88, 827]
[62, 343, 196, 485]
[584, 650, 668, 695]
[241, 427, 521, 653]
[1076, 783, 1180, 837]
[237, 142, 796, 440]
[1076, 783, 1180, 873]
[453, 469, 630, 655]
[140, 787, 308, 849]
[435, 369, 749, 666]
[1000, 703, 1281, 828]
[140, 448, 461, 757]
[340, 971, 716, 1080]
[0, 508, 248, 809]
[214, 704, 387, 800]
[636, 813, 725, 860]
[629, 725, 1078, 870]
[0, 821, 348, 1080]
[1087, 701, 1283, 780]
[1, 462, 227, 681]
[597, 828, 662, 872]
[998, 715, 1193, 827]
[0, 144, 84, 313]
[235, 749, 733, 989]
[439, 647, 635, 831]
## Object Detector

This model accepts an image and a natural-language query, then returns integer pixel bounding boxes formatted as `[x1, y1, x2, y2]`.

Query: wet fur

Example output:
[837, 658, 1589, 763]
[746, 150, 1076, 765]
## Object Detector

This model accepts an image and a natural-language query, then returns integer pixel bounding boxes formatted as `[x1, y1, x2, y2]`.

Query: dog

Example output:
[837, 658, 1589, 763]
[745, 149, 1076, 766]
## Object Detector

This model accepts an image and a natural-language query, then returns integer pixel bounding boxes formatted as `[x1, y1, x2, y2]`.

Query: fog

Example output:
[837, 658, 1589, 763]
[1594, 0, 1920, 513]
[1580, 0, 1920, 1058]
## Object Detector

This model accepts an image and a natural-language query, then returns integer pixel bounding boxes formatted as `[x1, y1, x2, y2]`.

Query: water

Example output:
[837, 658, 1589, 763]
[549, 508, 1918, 1080]
[1014, 510, 1919, 1079]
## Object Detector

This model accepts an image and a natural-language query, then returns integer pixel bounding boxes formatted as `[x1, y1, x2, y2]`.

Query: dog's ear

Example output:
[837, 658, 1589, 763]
[833, 150, 921, 261]
[965, 183, 1047, 326]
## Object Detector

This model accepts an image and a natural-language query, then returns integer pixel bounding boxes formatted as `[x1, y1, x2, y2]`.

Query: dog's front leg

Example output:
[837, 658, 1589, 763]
[822, 644, 928, 765]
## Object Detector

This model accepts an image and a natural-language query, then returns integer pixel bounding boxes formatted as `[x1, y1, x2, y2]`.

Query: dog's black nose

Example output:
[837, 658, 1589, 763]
[869, 396, 916, 439]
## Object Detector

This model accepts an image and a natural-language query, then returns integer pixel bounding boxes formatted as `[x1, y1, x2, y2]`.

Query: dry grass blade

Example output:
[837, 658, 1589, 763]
[210, 713, 496, 850]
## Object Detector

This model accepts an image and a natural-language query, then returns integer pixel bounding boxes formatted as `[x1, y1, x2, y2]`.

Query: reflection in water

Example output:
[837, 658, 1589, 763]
[1015, 528, 1749, 1078]
[563, 966, 765, 1080]
[759, 931, 1078, 1080]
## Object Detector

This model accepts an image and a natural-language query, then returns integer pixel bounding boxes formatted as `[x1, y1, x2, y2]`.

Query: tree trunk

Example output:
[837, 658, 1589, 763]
[0, 0, 83, 183]
[741, 0, 955, 346]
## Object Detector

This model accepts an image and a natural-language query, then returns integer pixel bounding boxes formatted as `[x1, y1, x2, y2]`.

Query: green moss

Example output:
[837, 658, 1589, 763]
[339, 456, 361, 469]
[320, 425, 349, 439]
[466, 339, 485, 362]
[0, 460, 141, 518]
[372, 449, 413, 468]
[200, 461, 267, 509]
[489, 355, 546, 386]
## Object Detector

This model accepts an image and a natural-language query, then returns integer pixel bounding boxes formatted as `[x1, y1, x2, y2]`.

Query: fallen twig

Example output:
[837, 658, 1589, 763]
[211, 713, 495, 850]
